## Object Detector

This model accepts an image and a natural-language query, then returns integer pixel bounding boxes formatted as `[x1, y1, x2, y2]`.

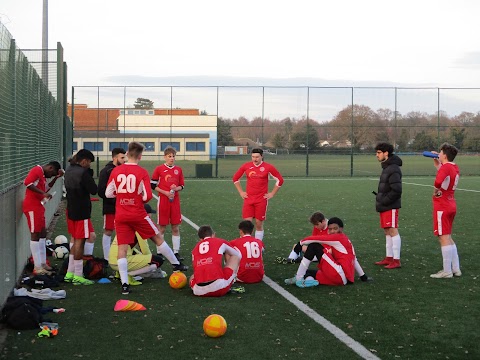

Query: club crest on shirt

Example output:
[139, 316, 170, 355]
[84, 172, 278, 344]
[174, 169, 179, 175]
[260, 167, 265, 172]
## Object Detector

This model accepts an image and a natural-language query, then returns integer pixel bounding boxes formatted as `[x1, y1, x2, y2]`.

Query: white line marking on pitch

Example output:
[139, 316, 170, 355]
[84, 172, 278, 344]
[179, 211, 380, 360]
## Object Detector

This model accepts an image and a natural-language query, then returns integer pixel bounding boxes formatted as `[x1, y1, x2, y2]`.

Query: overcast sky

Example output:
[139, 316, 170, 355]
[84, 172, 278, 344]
[2, 1, 480, 119]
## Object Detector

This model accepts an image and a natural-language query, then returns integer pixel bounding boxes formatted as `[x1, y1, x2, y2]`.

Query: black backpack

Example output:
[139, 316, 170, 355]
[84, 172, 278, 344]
[1, 296, 43, 330]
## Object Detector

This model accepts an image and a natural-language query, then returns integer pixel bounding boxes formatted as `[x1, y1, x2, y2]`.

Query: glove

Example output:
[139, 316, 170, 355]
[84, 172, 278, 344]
[150, 180, 158, 190]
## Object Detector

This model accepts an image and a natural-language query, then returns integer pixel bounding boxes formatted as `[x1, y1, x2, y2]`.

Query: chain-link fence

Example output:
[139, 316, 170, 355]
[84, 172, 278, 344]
[0, 21, 69, 304]
[71, 86, 480, 178]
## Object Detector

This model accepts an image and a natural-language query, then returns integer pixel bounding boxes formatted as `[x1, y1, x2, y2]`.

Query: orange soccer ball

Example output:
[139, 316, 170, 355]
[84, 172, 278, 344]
[203, 314, 227, 338]
[169, 272, 187, 289]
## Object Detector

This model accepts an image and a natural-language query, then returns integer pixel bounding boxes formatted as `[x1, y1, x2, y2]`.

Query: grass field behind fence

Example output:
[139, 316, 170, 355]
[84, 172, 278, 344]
[93, 153, 480, 178]
[1, 176, 480, 360]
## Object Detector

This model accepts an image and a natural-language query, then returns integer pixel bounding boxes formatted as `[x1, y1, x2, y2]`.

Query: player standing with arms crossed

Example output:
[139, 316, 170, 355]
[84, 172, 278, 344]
[22, 161, 63, 275]
[429, 143, 461, 278]
[374, 142, 403, 269]
[233, 148, 284, 241]
[97, 147, 126, 262]
[151, 146, 185, 261]
[106, 142, 187, 294]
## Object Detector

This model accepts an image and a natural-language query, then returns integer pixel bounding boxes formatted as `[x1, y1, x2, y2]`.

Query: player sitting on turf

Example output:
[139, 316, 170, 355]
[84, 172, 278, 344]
[190, 225, 243, 297]
[229, 220, 265, 283]
[109, 204, 167, 285]
[276, 211, 328, 264]
[285, 217, 370, 288]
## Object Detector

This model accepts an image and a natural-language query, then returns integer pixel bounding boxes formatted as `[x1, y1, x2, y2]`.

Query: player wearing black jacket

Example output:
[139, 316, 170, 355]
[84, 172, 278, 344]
[97, 148, 126, 261]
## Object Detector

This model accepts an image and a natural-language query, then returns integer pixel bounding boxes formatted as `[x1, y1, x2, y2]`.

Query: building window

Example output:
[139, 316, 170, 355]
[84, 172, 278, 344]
[148, 110, 154, 115]
[144, 142, 155, 152]
[160, 142, 180, 152]
[72, 142, 78, 151]
[120, 110, 124, 115]
[84, 142, 104, 151]
[127, 110, 133, 115]
[186, 142, 206, 152]
[109, 142, 129, 151]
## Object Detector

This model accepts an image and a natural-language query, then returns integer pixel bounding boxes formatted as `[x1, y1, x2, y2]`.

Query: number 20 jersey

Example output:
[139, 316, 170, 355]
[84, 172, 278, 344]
[106, 163, 152, 222]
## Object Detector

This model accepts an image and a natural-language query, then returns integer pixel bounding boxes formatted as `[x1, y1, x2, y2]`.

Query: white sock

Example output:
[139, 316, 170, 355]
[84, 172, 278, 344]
[451, 244, 460, 272]
[172, 235, 181, 253]
[129, 264, 156, 276]
[392, 234, 401, 259]
[385, 235, 393, 257]
[441, 245, 453, 273]
[30, 241, 41, 267]
[255, 230, 264, 241]
[354, 258, 365, 277]
[84, 242, 94, 256]
[117, 258, 129, 285]
[295, 258, 312, 280]
[102, 234, 111, 260]
[157, 242, 179, 265]
[39, 238, 47, 264]
[74, 259, 83, 277]
[288, 250, 298, 260]
[67, 255, 75, 273]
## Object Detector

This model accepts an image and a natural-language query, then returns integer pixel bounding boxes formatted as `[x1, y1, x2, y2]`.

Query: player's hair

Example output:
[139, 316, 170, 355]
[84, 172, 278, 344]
[198, 225, 214, 239]
[251, 148, 263, 156]
[75, 149, 95, 162]
[112, 147, 126, 157]
[238, 220, 254, 235]
[309, 212, 325, 225]
[164, 146, 177, 156]
[375, 142, 394, 155]
[440, 143, 458, 162]
[47, 161, 61, 172]
[328, 217, 344, 228]
[127, 142, 144, 159]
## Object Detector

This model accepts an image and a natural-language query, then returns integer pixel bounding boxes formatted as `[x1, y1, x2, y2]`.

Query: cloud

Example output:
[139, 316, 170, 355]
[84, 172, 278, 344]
[452, 52, 480, 69]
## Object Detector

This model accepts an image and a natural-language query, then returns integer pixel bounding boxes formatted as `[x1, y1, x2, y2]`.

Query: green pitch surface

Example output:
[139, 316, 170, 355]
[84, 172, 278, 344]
[2, 177, 480, 359]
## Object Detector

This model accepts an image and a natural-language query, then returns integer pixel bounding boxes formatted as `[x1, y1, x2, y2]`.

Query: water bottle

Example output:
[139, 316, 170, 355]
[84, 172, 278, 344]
[41, 191, 56, 206]
[169, 189, 175, 203]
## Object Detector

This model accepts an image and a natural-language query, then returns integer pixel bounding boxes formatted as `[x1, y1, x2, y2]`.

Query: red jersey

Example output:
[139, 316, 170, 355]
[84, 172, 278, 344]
[300, 233, 355, 283]
[105, 163, 152, 222]
[434, 162, 460, 207]
[312, 225, 330, 252]
[152, 164, 184, 201]
[232, 161, 284, 200]
[23, 165, 47, 210]
[192, 237, 236, 284]
[230, 235, 264, 283]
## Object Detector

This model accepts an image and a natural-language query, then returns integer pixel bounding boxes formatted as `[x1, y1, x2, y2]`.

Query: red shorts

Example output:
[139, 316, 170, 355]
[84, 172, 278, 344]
[379, 209, 399, 229]
[242, 197, 268, 221]
[68, 218, 94, 239]
[315, 253, 347, 286]
[158, 196, 182, 226]
[116, 215, 159, 245]
[104, 214, 115, 231]
[433, 205, 456, 236]
[190, 267, 235, 297]
[24, 207, 46, 233]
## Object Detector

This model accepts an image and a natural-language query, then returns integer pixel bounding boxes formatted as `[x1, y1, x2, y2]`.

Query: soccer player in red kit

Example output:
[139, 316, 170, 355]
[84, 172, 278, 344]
[106, 142, 187, 295]
[190, 225, 241, 297]
[22, 161, 63, 275]
[233, 148, 284, 241]
[429, 143, 461, 279]
[230, 220, 264, 283]
[285, 217, 356, 288]
[151, 146, 185, 261]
